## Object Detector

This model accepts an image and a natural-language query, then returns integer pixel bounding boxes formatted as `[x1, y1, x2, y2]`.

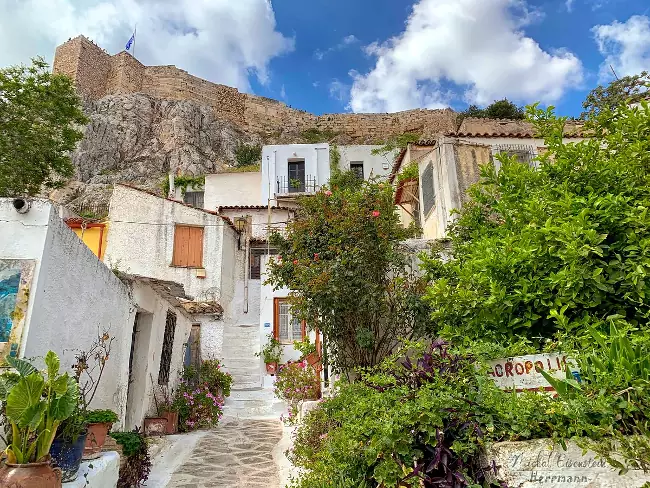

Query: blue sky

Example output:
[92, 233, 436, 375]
[0, 0, 648, 118]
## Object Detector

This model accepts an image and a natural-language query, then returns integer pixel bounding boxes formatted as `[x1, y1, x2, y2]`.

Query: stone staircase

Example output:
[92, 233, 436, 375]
[221, 324, 262, 390]
[222, 388, 286, 419]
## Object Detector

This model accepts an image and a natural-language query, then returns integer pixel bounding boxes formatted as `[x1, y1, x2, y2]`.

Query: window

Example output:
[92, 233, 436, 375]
[350, 162, 364, 179]
[158, 311, 176, 385]
[184, 191, 204, 208]
[492, 144, 536, 170]
[288, 160, 306, 193]
[250, 248, 277, 279]
[172, 225, 204, 267]
[421, 162, 435, 216]
[274, 298, 305, 344]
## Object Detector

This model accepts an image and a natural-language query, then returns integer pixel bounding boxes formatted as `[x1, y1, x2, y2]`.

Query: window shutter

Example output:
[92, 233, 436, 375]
[173, 225, 204, 267]
[421, 163, 435, 216]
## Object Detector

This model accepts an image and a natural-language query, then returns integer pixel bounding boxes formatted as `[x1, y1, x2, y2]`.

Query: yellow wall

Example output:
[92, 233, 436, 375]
[71, 225, 108, 259]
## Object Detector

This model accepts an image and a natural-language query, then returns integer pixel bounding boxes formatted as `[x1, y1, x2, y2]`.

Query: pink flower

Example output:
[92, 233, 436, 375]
[324, 190, 332, 196]
[293, 260, 299, 265]
[372, 210, 380, 218]
[314, 253, 319, 261]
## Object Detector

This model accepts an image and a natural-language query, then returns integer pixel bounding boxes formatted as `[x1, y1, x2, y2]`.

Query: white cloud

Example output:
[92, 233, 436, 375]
[593, 15, 650, 81]
[0, 0, 293, 92]
[566, 0, 575, 12]
[314, 34, 360, 60]
[280, 84, 287, 100]
[349, 0, 583, 113]
[329, 79, 350, 102]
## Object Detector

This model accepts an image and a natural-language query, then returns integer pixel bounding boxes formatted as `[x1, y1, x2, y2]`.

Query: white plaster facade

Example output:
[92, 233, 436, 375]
[0, 199, 192, 432]
[204, 172, 262, 210]
[105, 185, 238, 302]
[217, 207, 294, 240]
[336, 145, 397, 180]
[261, 144, 330, 204]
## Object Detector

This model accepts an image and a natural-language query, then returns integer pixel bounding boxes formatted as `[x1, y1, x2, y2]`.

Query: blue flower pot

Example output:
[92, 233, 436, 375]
[50, 431, 88, 482]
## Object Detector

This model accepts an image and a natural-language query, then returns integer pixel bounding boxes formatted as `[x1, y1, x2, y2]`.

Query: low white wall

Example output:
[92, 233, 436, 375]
[488, 438, 650, 487]
[204, 172, 262, 210]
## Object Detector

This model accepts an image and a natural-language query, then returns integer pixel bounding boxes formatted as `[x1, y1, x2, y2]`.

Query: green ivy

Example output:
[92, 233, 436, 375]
[160, 174, 205, 197]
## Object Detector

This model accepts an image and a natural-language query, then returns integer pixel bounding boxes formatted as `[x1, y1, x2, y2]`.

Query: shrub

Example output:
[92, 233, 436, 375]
[85, 409, 118, 424]
[274, 361, 319, 424]
[234, 144, 262, 167]
[180, 359, 233, 398]
[293, 338, 316, 359]
[110, 430, 151, 488]
[173, 382, 225, 432]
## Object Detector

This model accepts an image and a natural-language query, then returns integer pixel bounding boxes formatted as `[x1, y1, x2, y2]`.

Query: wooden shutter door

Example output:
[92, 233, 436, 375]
[188, 227, 204, 267]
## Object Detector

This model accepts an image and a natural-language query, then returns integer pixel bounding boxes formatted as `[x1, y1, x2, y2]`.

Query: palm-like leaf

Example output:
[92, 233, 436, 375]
[6, 356, 37, 377]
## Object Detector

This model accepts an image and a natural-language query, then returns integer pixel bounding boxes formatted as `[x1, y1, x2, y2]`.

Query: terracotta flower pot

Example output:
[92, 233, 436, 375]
[144, 417, 168, 436]
[0, 457, 62, 488]
[161, 410, 179, 434]
[83, 422, 112, 460]
[266, 362, 278, 375]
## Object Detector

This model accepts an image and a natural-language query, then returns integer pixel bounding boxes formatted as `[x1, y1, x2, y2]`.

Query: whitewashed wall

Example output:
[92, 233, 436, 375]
[204, 172, 262, 210]
[0, 199, 136, 428]
[261, 144, 330, 204]
[125, 282, 193, 430]
[337, 145, 396, 179]
[105, 185, 229, 301]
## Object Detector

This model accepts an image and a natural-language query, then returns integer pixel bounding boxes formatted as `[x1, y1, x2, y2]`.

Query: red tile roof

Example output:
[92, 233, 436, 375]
[115, 183, 240, 233]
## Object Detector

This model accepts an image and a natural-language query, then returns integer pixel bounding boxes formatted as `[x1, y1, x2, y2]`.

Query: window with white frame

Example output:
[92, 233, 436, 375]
[274, 298, 304, 344]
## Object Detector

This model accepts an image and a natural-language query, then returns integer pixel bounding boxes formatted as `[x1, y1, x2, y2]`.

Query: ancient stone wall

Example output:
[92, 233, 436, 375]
[53, 36, 458, 142]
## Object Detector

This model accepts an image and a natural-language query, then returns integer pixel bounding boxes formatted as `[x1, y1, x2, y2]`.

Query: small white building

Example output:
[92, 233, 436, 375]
[0, 198, 194, 430]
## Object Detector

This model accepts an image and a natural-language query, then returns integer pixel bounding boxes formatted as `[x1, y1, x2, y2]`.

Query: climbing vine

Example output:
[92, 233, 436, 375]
[160, 175, 205, 197]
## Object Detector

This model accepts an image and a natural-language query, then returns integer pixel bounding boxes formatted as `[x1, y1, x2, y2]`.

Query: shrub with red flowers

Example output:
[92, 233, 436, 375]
[267, 171, 428, 375]
[274, 360, 320, 424]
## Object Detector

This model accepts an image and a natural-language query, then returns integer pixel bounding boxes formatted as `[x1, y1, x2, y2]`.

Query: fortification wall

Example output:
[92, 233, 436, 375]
[53, 36, 457, 142]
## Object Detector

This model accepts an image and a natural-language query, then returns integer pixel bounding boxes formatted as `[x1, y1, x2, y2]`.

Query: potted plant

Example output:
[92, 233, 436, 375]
[293, 338, 319, 367]
[154, 385, 179, 435]
[49, 402, 88, 482]
[144, 376, 170, 436]
[257, 334, 282, 375]
[83, 409, 118, 459]
[0, 352, 78, 488]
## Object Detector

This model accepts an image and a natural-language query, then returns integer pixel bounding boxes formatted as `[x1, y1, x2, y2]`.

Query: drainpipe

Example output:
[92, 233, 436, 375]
[244, 232, 250, 314]
[168, 172, 175, 199]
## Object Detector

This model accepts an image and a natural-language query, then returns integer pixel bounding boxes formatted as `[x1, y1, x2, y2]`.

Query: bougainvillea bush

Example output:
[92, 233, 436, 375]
[173, 382, 225, 432]
[267, 172, 429, 374]
[274, 360, 319, 424]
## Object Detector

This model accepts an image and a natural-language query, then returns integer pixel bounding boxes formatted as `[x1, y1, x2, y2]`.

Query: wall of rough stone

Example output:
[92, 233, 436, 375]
[53, 36, 458, 142]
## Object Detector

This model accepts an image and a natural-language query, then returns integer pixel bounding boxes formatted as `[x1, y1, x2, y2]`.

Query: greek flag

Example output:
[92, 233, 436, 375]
[125, 33, 135, 51]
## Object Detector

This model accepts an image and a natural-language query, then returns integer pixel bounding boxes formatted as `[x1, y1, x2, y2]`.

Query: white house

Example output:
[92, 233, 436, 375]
[0, 198, 193, 430]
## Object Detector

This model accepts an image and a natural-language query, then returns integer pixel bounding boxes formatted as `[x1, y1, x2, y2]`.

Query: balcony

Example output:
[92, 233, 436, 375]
[275, 175, 319, 197]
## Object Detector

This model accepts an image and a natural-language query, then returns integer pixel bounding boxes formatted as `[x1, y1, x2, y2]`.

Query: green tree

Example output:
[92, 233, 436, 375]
[460, 98, 525, 120]
[0, 57, 88, 197]
[266, 177, 427, 373]
[581, 71, 650, 119]
[234, 143, 262, 167]
[422, 102, 650, 349]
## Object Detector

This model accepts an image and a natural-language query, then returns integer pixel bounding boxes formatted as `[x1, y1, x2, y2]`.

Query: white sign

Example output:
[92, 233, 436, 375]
[487, 353, 580, 393]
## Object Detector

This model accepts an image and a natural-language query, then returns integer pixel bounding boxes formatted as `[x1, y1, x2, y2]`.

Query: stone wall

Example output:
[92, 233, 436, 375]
[53, 36, 458, 143]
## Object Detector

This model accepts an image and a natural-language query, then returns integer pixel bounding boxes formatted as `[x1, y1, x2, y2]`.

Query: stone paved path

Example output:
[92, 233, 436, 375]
[166, 416, 283, 488]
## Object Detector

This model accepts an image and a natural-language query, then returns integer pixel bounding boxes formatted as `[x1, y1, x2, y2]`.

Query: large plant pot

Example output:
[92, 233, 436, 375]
[265, 362, 278, 375]
[83, 422, 112, 460]
[144, 417, 168, 436]
[50, 431, 87, 482]
[0, 457, 62, 488]
[161, 410, 179, 434]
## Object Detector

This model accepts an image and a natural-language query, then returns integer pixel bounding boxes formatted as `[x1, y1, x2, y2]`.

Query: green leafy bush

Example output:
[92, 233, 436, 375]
[422, 102, 650, 349]
[234, 143, 262, 167]
[86, 409, 118, 424]
[274, 361, 320, 424]
[396, 162, 418, 184]
[293, 338, 316, 359]
[110, 430, 151, 487]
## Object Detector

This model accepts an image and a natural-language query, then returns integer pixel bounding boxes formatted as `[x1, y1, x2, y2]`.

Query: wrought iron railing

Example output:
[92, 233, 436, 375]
[70, 202, 110, 220]
[276, 175, 318, 194]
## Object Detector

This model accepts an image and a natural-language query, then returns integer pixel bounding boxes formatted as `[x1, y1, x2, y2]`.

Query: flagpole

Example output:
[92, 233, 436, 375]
[133, 24, 137, 59]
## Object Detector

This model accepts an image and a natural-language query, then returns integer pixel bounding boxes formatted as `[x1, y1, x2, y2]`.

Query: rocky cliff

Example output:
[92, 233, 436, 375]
[51, 93, 258, 209]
